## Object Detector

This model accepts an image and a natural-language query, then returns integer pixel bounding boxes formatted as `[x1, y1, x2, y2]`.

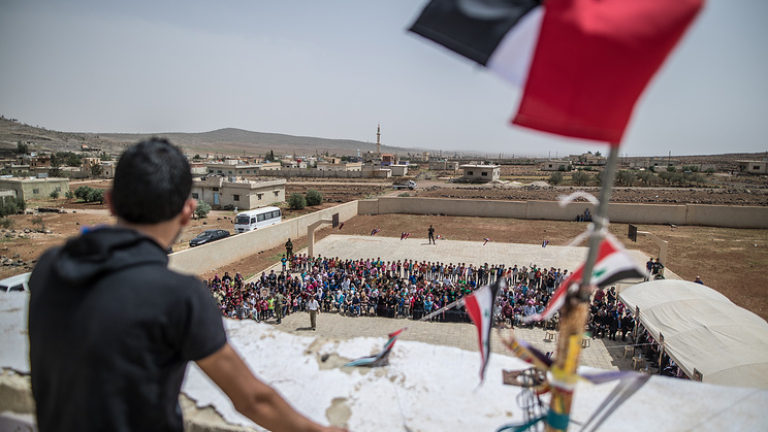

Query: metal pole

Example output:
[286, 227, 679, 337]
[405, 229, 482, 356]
[546, 146, 620, 432]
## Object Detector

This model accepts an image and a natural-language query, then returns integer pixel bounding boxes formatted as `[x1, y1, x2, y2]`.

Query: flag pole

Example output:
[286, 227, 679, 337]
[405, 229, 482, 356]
[546, 145, 620, 432]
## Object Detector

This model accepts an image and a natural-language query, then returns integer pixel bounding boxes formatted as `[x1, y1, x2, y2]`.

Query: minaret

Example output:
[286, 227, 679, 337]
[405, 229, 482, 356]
[376, 124, 381, 156]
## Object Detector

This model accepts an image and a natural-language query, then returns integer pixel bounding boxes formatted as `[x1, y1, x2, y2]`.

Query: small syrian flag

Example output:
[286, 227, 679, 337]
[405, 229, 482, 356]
[436, 234, 443, 240]
[371, 228, 381, 236]
[345, 328, 408, 368]
[401, 232, 411, 240]
[464, 278, 505, 382]
[338, 222, 345, 230]
[409, 0, 703, 143]
[542, 239, 549, 248]
[526, 233, 644, 322]
[483, 238, 490, 246]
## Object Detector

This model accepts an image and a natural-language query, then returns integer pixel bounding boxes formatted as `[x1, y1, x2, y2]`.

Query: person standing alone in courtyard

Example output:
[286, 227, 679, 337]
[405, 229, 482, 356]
[307, 295, 320, 330]
[28, 138, 345, 432]
[428, 224, 436, 245]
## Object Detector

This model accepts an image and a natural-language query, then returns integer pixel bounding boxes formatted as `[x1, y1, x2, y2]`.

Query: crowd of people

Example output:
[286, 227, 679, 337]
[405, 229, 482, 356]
[207, 254, 584, 328]
[204, 250, 698, 379]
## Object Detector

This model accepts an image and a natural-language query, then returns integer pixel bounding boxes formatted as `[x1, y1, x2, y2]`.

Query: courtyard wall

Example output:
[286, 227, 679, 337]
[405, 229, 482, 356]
[168, 201, 358, 275]
[358, 197, 768, 229]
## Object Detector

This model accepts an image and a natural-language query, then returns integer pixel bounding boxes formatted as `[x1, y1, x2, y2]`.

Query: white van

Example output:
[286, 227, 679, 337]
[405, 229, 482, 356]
[0, 272, 31, 293]
[234, 206, 282, 233]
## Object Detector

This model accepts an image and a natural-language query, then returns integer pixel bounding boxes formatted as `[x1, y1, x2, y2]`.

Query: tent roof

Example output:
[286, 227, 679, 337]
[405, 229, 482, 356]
[619, 280, 768, 389]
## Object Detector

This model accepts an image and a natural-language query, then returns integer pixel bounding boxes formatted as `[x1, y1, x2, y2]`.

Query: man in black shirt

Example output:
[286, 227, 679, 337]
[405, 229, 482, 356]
[428, 225, 435, 245]
[29, 139, 345, 432]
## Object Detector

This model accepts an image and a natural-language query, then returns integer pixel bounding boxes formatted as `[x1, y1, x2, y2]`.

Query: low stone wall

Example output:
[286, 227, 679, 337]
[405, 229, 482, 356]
[168, 201, 358, 276]
[358, 197, 768, 229]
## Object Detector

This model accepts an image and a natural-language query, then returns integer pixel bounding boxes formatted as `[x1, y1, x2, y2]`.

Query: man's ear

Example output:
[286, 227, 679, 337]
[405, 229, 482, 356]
[180, 198, 197, 227]
[105, 190, 117, 216]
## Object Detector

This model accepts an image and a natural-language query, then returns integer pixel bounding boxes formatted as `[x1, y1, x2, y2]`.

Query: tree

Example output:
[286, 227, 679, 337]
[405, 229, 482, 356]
[195, 199, 211, 219]
[595, 151, 602, 157]
[194, 154, 201, 160]
[86, 188, 105, 204]
[705, 167, 716, 175]
[91, 164, 103, 178]
[287, 193, 306, 210]
[616, 170, 637, 186]
[305, 189, 323, 206]
[15, 141, 29, 154]
[49, 190, 60, 199]
[100, 152, 113, 161]
[572, 171, 591, 186]
[74, 186, 93, 201]
[667, 165, 677, 173]
[637, 170, 657, 186]
[65, 153, 82, 167]
[548, 172, 563, 186]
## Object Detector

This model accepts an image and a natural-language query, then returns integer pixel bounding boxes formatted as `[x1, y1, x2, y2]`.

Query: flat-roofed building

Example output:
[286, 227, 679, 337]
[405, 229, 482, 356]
[460, 164, 500, 183]
[191, 176, 286, 210]
[317, 162, 362, 172]
[737, 160, 768, 175]
[541, 160, 572, 171]
[0, 177, 70, 201]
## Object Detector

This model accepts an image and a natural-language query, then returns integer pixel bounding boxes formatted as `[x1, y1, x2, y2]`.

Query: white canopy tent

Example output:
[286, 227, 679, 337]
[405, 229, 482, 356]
[619, 280, 768, 389]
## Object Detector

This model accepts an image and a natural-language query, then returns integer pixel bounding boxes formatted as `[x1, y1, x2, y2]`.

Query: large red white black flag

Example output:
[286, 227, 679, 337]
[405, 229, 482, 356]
[410, 0, 704, 143]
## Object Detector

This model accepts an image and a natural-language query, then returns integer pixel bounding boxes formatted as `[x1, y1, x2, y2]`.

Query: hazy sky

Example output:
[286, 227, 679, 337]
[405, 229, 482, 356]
[1, 0, 766, 157]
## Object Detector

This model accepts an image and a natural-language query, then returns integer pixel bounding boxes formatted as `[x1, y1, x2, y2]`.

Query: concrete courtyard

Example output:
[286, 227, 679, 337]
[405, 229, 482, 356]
[258, 234, 653, 372]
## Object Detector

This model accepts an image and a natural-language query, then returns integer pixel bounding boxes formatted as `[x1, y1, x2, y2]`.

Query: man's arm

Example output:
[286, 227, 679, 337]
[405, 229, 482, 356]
[197, 343, 347, 432]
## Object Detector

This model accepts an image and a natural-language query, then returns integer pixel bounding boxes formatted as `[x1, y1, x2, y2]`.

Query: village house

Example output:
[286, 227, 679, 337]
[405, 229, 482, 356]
[737, 160, 768, 175]
[459, 164, 500, 183]
[541, 160, 572, 171]
[191, 176, 286, 210]
[0, 177, 70, 201]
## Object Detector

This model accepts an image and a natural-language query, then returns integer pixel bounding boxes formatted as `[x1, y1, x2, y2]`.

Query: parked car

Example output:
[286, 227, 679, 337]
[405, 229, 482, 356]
[189, 229, 230, 247]
[0, 272, 31, 293]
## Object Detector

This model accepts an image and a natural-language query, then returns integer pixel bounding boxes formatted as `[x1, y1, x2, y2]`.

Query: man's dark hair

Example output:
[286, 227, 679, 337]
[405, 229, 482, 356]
[112, 138, 192, 224]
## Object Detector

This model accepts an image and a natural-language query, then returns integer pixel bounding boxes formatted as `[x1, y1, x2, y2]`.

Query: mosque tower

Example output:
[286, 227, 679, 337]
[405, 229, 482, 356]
[376, 124, 381, 156]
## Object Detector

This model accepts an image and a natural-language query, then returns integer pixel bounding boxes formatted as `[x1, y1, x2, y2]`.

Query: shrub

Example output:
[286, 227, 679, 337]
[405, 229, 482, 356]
[195, 199, 211, 219]
[287, 193, 306, 210]
[398, 192, 411, 197]
[0, 217, 13, 229]
[0, 198, 23, 217]
[65, 191, 74, 199]
[74, 186, 92, 200]
[616, 170, 637, 187]
[50, 190, 60, 199]
[548, 172, 563, 186]
[305, 189, 323, 206]
[571, 171, 591, 186]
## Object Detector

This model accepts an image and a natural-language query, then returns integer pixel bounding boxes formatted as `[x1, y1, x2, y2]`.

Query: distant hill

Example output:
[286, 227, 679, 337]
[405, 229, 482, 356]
[0, 117, 424, 157]
[97, 128, 423, 157]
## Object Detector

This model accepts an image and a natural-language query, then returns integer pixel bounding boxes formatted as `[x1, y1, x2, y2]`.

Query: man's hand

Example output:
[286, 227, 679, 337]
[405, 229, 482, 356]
[197, 343, 349, 432]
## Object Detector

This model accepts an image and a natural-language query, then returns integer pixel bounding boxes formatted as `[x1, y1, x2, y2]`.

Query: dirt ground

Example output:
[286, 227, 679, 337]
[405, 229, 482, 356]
[5, 179, 766, 321]
[195, 214, 768, 321]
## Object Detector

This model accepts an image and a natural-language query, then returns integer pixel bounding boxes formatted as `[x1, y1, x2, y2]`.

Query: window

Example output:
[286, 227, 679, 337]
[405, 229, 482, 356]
[258, 214, 265, 222]
[233, 194, 240, 201]
[217, 170, 222, 174]
[33, 188, 40, 194]
[273, 191, 279, 197]
[257, 193, 263, 199]
[481, 172, 488, 176]
[192, 193, 199, 199]
[228, 170, 233, 174]
[208, 170, 214, 173]
[467, 171, 473, 176]
[755, 166, 761, 170]
[212, 187, 219, 192]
